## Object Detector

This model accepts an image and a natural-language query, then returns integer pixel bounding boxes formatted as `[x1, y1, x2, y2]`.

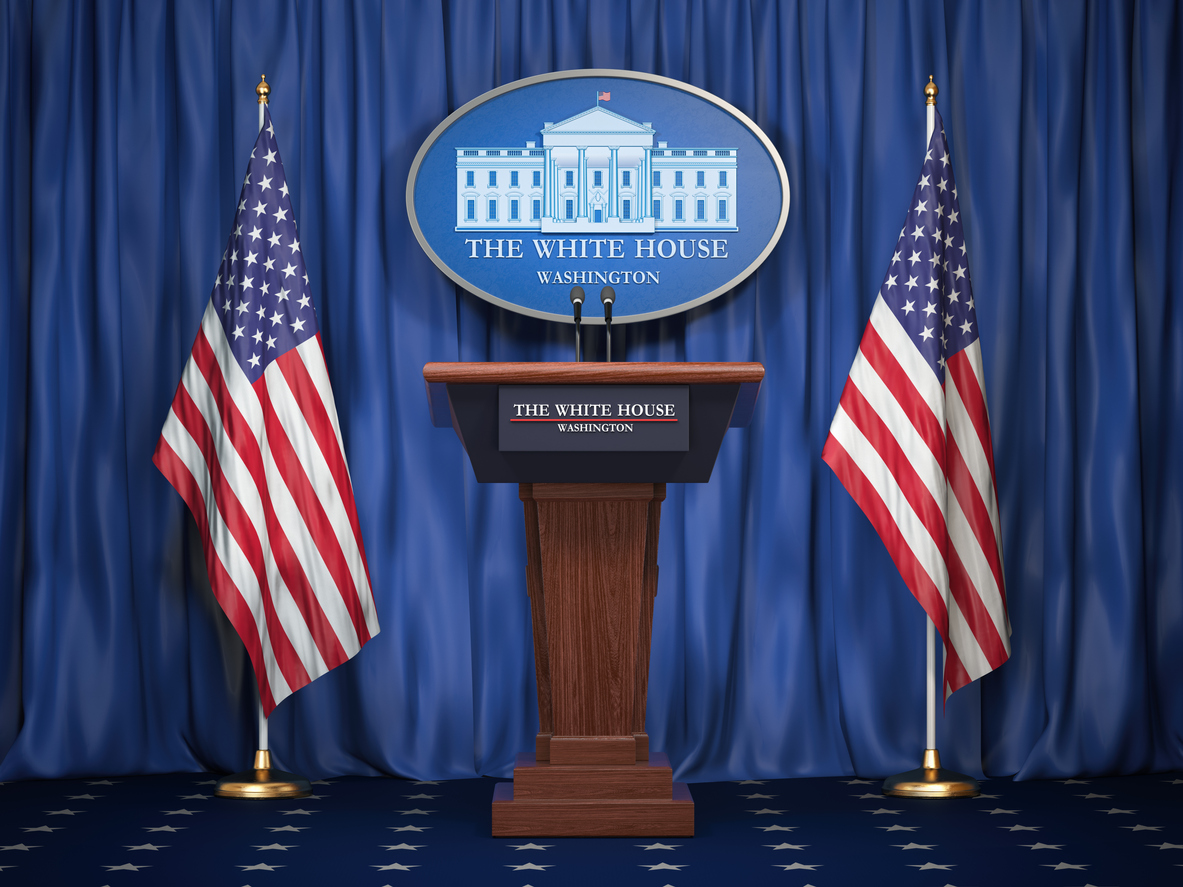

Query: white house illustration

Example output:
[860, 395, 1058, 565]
[455, 105, 737, 234]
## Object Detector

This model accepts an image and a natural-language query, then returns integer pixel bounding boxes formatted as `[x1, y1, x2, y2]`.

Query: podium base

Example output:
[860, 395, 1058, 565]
[492, 752, 693, 836]
[492, 781, 693, 836]
[214, 750, 312, 800]
[882, 748, 980, 799]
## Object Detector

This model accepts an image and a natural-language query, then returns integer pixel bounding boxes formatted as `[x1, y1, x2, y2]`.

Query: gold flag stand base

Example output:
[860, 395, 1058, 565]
[882, 748, 980, 799]
[214, 750, 312, 799]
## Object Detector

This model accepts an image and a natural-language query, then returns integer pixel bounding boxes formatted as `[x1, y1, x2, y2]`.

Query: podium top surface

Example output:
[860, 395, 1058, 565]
[423, 361, 764, 385]
[423, 362, 764, 482]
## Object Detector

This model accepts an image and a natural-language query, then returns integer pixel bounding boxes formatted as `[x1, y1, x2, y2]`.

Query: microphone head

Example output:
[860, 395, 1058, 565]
[599, 286, 615, 305]
[569, 286, 585, 305]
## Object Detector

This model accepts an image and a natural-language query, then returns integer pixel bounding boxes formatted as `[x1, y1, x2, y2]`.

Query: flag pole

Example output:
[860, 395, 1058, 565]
[881, 75, 981, 801]
[213, 74, 313, 802]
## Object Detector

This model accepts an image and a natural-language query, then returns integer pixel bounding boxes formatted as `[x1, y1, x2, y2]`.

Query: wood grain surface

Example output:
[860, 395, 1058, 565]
[492, 781, 694, 837]
[506, 482, 691, 835]
[512, 752, 674, 800]
[424, 361, 764, 384]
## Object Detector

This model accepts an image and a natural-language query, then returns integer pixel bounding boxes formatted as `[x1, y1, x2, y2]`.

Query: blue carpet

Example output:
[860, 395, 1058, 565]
[1, 770, 1180, 885]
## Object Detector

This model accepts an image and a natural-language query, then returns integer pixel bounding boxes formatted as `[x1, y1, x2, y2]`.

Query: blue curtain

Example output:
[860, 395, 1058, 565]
[1, 0, 1180, 783]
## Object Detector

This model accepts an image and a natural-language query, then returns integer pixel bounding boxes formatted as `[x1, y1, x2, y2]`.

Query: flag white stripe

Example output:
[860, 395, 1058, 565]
[267, 357, 375, 637]
[182, 351, 331, 677]
[293, 339, 379, 636]
[869, 299, 945, 423]
[201, 304, 265, 432]
[947, 344, 1005, 551]
[262, 362, 366, 655]
[829, 405, 950, 591]
[296, 339, 349, 464]
[946, 591, 993, 683]
[201, 305, 360, 668]
[946, 491, 1010, 647]
[159, 412, 291, 701]
[848, 351, 948, 510]
[257, 410, 361, 662]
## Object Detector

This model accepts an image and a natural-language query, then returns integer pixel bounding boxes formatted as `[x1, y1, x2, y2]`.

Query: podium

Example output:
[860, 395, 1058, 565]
[424, 362, 764, 836]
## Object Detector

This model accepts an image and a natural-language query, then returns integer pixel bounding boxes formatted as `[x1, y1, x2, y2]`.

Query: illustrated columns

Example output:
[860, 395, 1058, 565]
[609, 147, 619, 219]
[544, 146, 554, 221]
[577, 147, 587, 220]
[643, 147, 652, 220]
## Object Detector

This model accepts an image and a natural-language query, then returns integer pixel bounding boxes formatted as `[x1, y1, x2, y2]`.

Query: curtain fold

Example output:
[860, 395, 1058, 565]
[1, 0, 1179, 782]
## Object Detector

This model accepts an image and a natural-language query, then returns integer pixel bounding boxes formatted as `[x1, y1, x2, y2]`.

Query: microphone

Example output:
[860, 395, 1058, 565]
[600, 286, 615, 363]
[569, 286, 585, 362]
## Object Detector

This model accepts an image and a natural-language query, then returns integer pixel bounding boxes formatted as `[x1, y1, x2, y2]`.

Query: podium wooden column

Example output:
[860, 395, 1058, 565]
[504, 481, 688, 835]
[423, 362, 764, 836]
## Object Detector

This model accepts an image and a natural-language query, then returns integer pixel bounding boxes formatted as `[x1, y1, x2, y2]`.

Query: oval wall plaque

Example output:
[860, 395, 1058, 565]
[407, 70, 789, 324]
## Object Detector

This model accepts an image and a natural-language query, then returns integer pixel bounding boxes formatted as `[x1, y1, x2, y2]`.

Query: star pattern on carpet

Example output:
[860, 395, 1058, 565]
[1, 770, 1178, 882]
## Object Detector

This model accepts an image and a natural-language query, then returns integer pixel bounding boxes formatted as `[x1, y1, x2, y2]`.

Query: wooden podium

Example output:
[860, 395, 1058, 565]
[423, 362, 763, 836]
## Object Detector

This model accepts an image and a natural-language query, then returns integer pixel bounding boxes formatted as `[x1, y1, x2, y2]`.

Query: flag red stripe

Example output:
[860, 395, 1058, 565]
[838, 377, 950, 554]
[942, 640, 973, 698]
[152, 435, 277, 709]
[169, 377, 312, 692]
[152, 436, 279, 712]
[859, 324, 946, 470]
[823, 435, 950, 628]
[255, 379, 371, 649]
[276, 347, 371, 583]
[946, 350, 998, 483]
[946, 433, 1007, 607]
[191, 332, 348, 675]
[945, 543, 1010, 670]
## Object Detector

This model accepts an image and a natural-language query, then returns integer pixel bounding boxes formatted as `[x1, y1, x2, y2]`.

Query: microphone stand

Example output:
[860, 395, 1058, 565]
[600, 286, 615, 362]
[569, 286, 584, 362]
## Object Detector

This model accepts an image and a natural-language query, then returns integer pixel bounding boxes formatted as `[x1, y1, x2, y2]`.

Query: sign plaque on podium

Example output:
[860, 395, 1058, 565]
[424, 361, 763, 836]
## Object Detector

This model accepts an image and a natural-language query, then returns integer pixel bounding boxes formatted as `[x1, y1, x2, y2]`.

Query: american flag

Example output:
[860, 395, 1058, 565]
[154, 107, 379, 716]
[823, 109, 1010, 698]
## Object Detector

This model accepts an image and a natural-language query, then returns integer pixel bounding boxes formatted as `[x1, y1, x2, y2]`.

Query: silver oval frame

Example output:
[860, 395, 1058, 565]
[406, 69, 790, 325]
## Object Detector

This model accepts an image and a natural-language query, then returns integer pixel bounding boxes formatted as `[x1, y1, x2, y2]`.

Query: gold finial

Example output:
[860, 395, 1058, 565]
[256, 74, 271, 105]
[925, 75, 938, 106]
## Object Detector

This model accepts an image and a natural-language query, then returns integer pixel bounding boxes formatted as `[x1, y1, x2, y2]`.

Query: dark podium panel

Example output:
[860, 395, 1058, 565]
[423, 362, 764, 836]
